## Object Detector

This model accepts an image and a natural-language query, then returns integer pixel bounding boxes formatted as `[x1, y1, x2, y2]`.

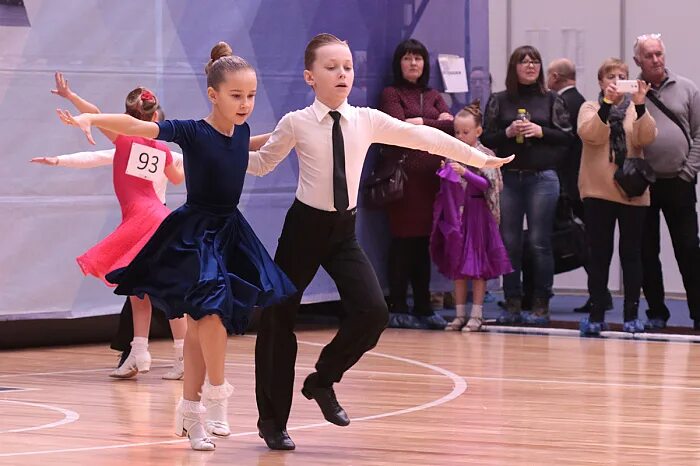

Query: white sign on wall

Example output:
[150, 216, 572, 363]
[438, 54, 469, 93]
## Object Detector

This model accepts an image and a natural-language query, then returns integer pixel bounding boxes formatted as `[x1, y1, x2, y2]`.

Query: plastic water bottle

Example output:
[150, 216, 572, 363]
[515, 108, 530, 144]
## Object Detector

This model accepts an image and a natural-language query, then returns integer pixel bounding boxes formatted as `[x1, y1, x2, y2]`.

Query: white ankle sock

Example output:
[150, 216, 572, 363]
[470, 304, 483, 319]
[173, 339, 184, 359]
[131, 337, 149, 354]
[455, 304, 467, 319]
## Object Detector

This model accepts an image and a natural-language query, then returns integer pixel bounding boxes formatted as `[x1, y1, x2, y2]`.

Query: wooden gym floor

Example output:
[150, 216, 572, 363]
[1, 328, 699, 465]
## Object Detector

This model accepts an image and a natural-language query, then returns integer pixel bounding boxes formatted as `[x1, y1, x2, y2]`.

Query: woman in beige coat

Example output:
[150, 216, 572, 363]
[578, 58, 656, 336]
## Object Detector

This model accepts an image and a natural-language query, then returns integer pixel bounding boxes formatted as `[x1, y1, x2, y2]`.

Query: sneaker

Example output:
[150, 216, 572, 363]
[579, 317, 608, 336]
[496, 310, 522, 325]
[388, 313, 427, 329]
[623, 319, 646, 333]
[417, 313, 448, 330]
[521, 311, 550, 326]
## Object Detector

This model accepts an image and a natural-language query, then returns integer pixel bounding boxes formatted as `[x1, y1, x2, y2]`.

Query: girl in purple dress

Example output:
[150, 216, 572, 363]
[431, 102, 513, 331]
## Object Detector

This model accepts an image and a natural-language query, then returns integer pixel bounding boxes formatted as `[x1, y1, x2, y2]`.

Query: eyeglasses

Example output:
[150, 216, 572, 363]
[518, 59, 541, 67]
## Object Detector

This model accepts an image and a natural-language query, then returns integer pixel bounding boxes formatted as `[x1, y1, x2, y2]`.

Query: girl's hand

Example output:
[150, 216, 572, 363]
[448, 162, 466, 176]
[405, 117, 424, 125]
[30, 157, 59, 166]
[57, 109, 96, 145]
[50, 72, 72, 99]
[632, 80, 650, 105]
[438, 112, 454, 121]
[521, 121, 543, 138]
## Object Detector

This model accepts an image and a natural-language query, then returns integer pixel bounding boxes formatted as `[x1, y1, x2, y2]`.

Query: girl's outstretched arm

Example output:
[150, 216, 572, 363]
[51, 72, 118, 142]
[30, 149, 114, 167]
[57, 110, 159, 145]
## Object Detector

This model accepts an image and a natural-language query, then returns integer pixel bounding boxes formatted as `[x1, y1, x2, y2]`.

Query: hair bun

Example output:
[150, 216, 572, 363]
[210, 41, 233, 61]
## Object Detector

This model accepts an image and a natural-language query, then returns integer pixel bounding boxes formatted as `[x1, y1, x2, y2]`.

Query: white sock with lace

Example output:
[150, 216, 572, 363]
[470, 304, 483, 319]
[131, 337, 149, 355]
[455, 304, 467, 319]
[173, 339, 184, 359]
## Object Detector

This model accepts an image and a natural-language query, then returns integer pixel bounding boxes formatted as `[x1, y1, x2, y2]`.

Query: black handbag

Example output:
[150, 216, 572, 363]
[614, 157, 656, 198]
[522, 193, 587, 274]
[551, 194, 587, 274]
[363, 154, 407, 208]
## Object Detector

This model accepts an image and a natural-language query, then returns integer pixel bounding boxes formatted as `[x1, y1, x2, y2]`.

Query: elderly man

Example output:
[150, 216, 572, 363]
[635, 34, 700, 330]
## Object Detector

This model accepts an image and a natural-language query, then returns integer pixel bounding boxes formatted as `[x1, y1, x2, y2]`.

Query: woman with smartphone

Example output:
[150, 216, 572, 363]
[577, 58, 656, 335]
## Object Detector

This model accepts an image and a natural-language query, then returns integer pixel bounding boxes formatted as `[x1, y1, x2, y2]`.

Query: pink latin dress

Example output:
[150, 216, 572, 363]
[77, 135, 172, 285]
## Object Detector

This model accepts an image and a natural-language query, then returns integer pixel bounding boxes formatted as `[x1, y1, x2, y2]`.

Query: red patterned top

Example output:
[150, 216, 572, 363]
[379, 85, 453, 237]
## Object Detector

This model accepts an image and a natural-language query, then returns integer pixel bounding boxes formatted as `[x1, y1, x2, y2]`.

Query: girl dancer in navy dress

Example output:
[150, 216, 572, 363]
[431, 102, 512, 331]
[57, 42, 295, 451]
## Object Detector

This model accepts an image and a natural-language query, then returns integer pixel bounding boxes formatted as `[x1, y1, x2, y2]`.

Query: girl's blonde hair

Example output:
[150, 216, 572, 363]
[205, 41, 254, 89]
[455, 100, 482, 127]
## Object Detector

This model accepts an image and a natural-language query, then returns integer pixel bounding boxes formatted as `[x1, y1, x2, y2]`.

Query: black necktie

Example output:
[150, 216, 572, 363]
[329, 111, 349, 211]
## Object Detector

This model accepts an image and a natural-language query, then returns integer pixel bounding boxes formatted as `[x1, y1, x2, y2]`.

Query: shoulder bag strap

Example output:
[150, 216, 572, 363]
[647, 92, 691, 149]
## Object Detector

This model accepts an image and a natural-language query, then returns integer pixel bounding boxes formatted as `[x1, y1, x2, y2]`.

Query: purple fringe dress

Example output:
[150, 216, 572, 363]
[430, 164, 512, 280]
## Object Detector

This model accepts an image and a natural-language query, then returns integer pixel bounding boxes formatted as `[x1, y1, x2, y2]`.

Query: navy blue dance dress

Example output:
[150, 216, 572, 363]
[106, 120, 295, 334]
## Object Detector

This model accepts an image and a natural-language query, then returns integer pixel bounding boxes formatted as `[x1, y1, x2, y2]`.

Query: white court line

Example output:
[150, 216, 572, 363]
[0, 365, 172, 379]
[0, 341, 465, 458]
[465, 376, 700, 392]
[0, 399, 79, 434]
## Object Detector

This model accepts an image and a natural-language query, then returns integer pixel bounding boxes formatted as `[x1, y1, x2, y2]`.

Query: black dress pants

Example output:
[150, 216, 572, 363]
[584, 198, 645, 322]
[255, 200, 389, 429]
[642, 177, 700, 321]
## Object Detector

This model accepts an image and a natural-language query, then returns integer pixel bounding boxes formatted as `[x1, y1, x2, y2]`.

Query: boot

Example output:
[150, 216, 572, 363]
[201, 380, 234, 437]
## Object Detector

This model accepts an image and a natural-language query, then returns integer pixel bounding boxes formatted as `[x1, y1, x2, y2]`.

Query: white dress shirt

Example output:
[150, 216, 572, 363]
[57, 149, 183, 204]
[248, 98, 489, 212]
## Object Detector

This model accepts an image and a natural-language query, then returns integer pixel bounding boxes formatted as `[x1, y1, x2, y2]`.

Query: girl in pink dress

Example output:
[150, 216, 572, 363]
[71, 86, 186, 377]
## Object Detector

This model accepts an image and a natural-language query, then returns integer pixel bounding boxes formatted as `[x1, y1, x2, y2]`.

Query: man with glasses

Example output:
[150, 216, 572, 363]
[634, 33, 700, 330]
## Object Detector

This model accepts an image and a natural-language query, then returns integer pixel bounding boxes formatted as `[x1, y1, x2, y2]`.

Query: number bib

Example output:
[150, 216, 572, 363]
[125, 142, 166, 181]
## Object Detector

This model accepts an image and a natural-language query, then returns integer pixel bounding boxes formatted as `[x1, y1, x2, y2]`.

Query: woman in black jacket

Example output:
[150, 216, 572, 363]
[482, 45, 572, 325]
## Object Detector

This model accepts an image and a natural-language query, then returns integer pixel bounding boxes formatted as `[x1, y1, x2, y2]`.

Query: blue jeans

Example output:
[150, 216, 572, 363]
[500, 169, 559, 300]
